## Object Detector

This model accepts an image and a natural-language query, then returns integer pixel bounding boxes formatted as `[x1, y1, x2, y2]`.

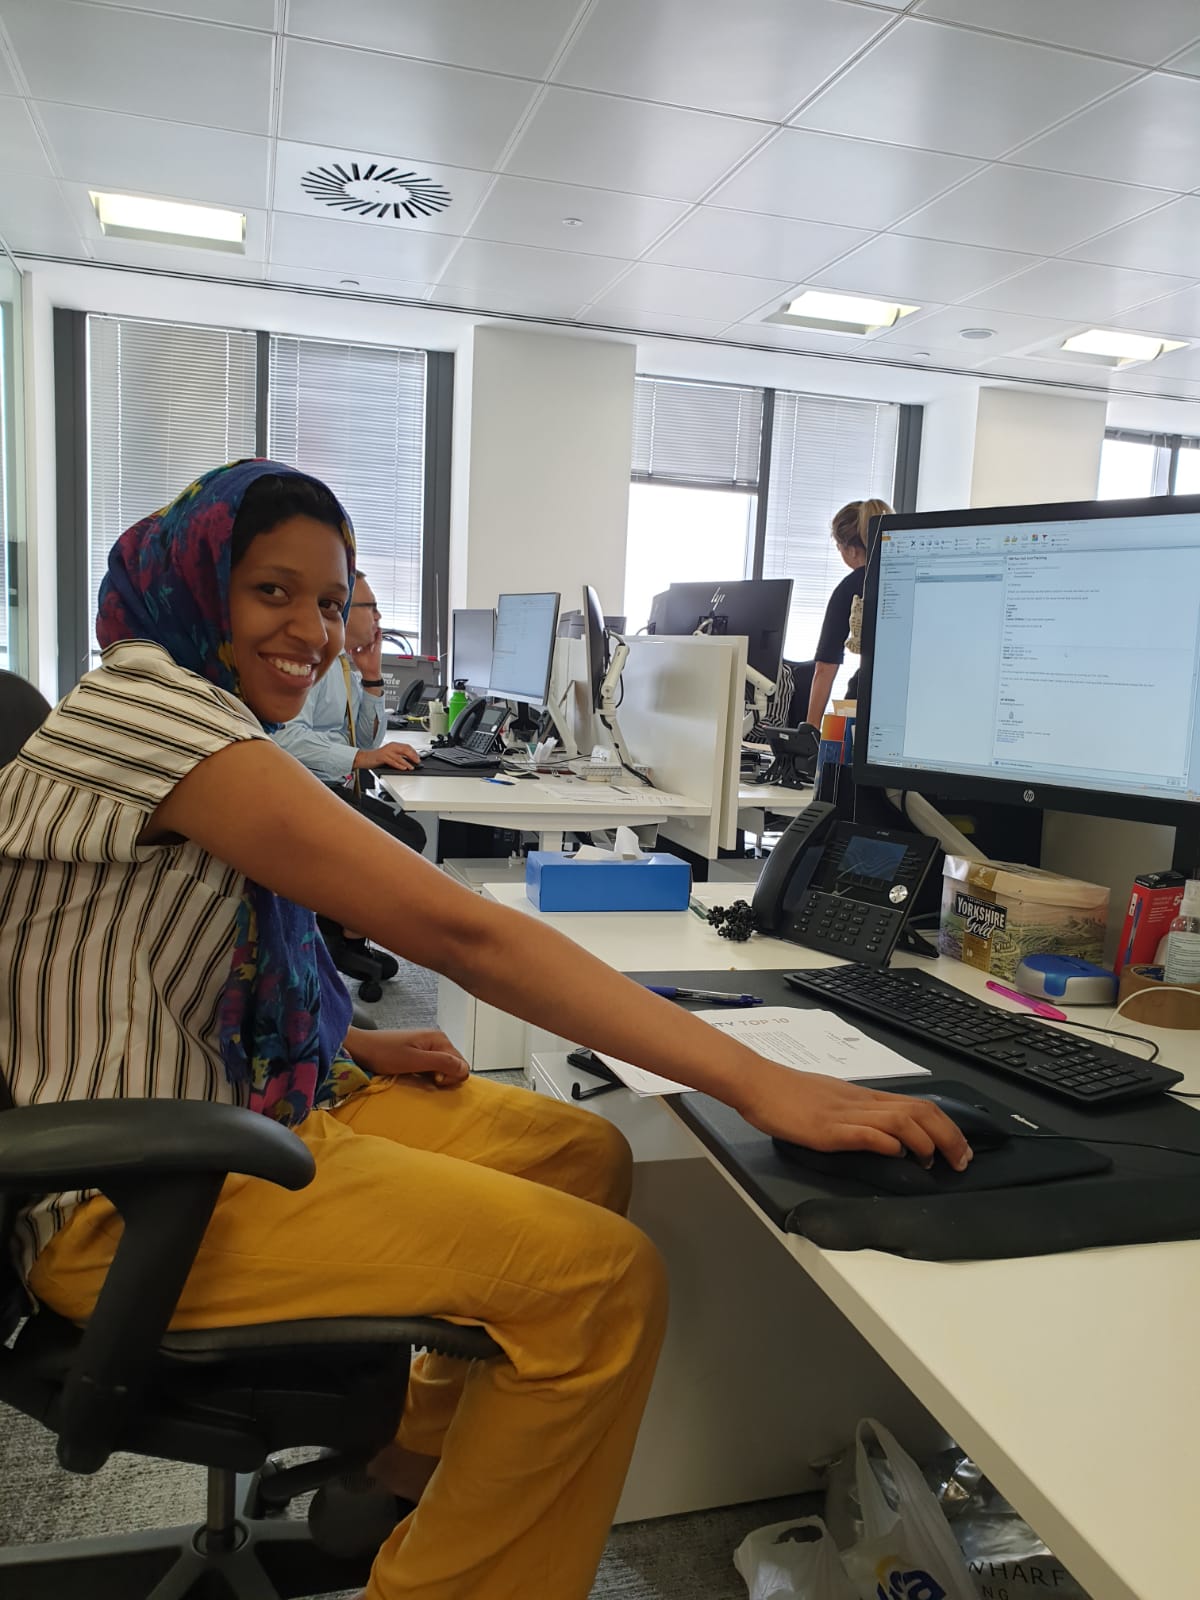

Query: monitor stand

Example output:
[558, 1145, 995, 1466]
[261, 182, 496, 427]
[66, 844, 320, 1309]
[1173, 814, 1200, 878]
[507, 702, 540, 743]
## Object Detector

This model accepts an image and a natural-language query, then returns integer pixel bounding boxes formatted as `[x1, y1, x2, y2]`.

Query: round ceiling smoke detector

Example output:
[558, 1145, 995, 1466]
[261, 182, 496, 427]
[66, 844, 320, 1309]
[959, 327, 996, 340]
[301, 161, 452, 222]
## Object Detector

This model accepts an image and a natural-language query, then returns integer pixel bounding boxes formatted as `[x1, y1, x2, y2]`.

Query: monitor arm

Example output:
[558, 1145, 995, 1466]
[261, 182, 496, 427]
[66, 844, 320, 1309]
[598, 637, 636, 769]
[743, 664, 775, 738]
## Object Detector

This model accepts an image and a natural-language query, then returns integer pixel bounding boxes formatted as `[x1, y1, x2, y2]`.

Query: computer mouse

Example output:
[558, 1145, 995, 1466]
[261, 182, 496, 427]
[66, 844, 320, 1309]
[922, 1093, 1011, 1153]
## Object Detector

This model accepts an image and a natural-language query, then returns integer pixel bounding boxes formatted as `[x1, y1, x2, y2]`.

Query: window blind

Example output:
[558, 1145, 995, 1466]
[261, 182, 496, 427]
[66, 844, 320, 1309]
[268, 337, 426, 639]
[632, 375, 763, 490]
[762, 391, 899, 659]
[87, 316, 257, 654]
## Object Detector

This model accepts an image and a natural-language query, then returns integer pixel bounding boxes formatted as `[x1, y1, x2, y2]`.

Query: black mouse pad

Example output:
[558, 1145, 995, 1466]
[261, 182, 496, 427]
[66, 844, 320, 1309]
[771, 1079, 1111, 1196]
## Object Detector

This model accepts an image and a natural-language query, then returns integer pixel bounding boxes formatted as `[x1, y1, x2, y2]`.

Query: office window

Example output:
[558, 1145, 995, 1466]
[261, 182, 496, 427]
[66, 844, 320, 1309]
[1175, 442, 1200, 495]
[1097, 433, 1165, 498]
[87, 316, 257, 662]
[762, 391, 899, 660]
[625, 377, 763, 628]
[268, 338, 426, 640]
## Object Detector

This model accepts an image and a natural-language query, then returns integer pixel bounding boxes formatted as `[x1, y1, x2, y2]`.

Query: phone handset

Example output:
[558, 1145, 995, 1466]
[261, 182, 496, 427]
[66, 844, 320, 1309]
[446, 696, 487, 747]
[751, 801, 837, 933]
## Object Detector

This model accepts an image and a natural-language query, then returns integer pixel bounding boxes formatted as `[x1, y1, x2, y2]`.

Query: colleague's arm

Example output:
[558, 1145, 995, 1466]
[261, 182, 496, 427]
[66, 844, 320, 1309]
[273, 674, 358, 786]
[805, 661, 839, 729]
[148, 741, 969, 1166]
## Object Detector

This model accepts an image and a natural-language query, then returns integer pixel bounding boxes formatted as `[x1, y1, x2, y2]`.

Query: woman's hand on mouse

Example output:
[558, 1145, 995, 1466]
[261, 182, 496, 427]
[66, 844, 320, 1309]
[737, 1060, 973, 1170]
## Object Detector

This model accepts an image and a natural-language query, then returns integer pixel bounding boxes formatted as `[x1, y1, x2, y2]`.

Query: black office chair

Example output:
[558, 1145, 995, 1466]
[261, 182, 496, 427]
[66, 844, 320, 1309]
[0, 673, 500, 1598]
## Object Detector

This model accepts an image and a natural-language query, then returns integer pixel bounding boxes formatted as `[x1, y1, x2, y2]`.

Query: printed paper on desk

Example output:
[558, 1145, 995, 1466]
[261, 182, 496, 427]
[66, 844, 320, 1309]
[601, 1007, 927, 1097]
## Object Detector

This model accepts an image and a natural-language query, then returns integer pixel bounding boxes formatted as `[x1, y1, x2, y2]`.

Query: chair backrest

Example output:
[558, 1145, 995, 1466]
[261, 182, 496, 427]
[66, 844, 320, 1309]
[0, 671, 52, 766]
[0, 672, 53, 1332]
[782, 660, 816, 727]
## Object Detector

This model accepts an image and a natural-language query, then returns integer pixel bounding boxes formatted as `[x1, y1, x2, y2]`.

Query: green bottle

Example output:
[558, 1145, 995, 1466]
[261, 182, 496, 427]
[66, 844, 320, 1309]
[447, 680, 469, 730]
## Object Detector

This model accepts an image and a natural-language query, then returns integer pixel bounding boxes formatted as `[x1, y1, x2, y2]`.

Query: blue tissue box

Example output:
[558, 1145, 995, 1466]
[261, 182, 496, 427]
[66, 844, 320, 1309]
[526, 851, 692, 912]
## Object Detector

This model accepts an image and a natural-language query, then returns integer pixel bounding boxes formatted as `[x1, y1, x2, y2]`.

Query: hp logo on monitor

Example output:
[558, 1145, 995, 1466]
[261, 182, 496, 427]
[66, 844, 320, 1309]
[1023, 789, 1036, 803]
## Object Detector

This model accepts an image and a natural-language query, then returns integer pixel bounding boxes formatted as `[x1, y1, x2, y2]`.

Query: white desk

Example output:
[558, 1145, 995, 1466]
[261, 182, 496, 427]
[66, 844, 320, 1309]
[736, 779, 812, 842]
[493, 882, 1197, 1595]
[379, 769, 709, 854]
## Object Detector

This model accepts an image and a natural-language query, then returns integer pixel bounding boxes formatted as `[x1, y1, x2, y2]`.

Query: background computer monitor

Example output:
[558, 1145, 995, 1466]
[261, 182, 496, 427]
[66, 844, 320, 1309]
[488, 591, 561, 707]
[582, 585, 609, 712]
[450, 607, 494, 693]
[647, 579, 793, 686]
[854, 493, 1200, 848]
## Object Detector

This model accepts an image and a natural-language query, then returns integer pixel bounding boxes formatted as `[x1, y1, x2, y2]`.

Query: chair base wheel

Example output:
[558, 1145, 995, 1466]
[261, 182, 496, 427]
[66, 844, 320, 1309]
[309, 1472, 413, 1559]
[357, 980, 384, 1003]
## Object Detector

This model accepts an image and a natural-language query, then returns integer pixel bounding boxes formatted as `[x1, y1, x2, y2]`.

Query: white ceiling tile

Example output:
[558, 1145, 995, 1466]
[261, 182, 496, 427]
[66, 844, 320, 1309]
[873, 304, 1072, 358]
[429, 283, 595, 319]
[1015, 75, 1200, 192]
[0, 97, 54, 178]
[37, 103, 269, 210]
[1164, 42, 1200, 76]
[1067, 197, 1200, 276]
[649, 207, 869, 282]
[265, 264, 434, 300]
[272, 141, 493, 234]
[556, 0, 890, 121]
[977, 355, 1114, 390]
[811, 232, 1037, 303]
[1109, 287, 1200, 339]
[588, 261, 791, 322]
[580, 309, 732, 340]
[915, 0, 1200, 66]
[727, 319, 896, 353]
[794, 18, 1136, 160]
[965, 257, 1191, 321]
[1112, 340, 1200, 380]
[0, 0, 274, 135]
[432, 238, 627, 304]
[87, 236, 268, 277]
[269, 210, 459, 280]
[286, 0, 582, 79]
[506, 88, 765, 202]
[0, 174, 82, 255]
[0, 47, 17, 96]
[894, 164, 1162, 256]
[279, 38, 536, 170]
[709, 129, 978, 230]
[80, 0, 275, 25]
[468, 176, 687, 259]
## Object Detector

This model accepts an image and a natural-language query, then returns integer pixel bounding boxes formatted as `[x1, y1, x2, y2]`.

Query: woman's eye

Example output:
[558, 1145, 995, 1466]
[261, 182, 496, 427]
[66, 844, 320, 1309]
[257, 583, 286, 599]
[321, 599, 345, 616]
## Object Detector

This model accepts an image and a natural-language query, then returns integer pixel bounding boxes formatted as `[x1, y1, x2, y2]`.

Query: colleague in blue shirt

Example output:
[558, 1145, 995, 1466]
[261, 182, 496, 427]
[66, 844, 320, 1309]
[275, 571, 426, 978]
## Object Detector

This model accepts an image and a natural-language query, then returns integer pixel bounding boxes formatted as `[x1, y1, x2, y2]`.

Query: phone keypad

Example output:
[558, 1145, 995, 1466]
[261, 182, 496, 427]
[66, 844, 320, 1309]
[790, 891, 900, 963]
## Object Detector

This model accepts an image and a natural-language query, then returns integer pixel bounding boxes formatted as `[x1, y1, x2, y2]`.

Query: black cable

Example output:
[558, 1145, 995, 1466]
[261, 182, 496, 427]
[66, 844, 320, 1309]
[1010, 1132, 1200, 1161]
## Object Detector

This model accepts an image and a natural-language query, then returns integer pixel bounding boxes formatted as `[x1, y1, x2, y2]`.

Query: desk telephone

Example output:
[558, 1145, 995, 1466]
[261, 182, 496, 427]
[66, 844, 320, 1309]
[427, 698, 509, 768]
[752, 801, 938, 966]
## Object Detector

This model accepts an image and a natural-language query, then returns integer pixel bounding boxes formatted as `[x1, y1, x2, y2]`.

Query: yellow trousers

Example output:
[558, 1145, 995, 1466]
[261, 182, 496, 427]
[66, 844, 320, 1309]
[29, 1075, 669, 1600]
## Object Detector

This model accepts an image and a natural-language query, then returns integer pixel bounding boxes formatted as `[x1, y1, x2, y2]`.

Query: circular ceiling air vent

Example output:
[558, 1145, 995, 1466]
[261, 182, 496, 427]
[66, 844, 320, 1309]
[301, 161, 452, 222]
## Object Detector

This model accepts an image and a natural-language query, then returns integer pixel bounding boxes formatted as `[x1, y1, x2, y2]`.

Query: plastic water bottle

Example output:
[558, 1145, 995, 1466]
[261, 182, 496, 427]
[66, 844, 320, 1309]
[1163, 878, 1200, 985]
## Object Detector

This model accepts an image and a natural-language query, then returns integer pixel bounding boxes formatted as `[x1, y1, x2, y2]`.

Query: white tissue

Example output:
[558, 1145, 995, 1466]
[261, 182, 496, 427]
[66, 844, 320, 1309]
[573, 826, 644, 863]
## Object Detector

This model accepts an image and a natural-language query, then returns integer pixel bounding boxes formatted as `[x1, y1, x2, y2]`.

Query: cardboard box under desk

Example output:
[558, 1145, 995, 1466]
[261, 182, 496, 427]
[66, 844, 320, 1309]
[525, 851, 691, 912]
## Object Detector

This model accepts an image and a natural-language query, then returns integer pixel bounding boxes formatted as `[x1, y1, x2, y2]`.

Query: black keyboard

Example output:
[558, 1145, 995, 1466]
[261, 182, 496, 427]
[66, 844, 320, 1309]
[783, 964, 1183, 1107]
[423, 746, 499, 768]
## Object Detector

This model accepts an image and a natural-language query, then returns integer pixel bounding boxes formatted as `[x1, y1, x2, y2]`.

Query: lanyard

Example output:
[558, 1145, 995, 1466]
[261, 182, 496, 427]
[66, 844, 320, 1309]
[340, 656, 361, 797]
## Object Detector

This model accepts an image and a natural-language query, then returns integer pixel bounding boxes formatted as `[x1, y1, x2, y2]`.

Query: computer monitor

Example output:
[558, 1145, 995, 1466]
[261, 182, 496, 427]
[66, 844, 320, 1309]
[450, 608, 494, 694]
[582, 585, 609, 712]
[854, 494, 1200, 839]
[488, 591, 561, 707]
[647, 579, 793, 686]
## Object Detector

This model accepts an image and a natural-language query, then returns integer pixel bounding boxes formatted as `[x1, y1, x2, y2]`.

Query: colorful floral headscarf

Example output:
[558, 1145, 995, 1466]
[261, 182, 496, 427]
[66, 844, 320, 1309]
[97, 459, 359, 1125]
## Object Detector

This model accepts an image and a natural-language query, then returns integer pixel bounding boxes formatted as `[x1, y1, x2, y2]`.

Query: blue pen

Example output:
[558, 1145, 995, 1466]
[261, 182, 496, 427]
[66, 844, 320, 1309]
[645, 985, 763, 1007]
[486, 776, 515, 786]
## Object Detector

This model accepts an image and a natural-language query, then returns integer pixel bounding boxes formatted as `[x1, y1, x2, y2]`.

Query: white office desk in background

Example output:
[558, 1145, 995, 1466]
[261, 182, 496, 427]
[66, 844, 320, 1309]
[379, 769, 709, 853]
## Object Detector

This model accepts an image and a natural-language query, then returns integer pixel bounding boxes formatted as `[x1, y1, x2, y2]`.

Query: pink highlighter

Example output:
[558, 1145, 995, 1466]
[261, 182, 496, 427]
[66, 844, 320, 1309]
[985, 980, 1068, 1022]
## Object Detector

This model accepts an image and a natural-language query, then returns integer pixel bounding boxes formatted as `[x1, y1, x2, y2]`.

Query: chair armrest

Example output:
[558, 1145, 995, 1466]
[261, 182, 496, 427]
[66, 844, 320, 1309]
[0, 1100, 315, 1473]
[0, 1098, 315, 1194]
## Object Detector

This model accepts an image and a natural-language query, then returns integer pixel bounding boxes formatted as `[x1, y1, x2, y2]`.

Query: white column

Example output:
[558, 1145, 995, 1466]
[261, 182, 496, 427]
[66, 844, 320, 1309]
[455, 326, 636, 615]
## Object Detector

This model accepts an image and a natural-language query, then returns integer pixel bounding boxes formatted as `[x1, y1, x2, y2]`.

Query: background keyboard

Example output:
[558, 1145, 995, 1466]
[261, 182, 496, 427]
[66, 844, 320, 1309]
[423, 746, 499, 768]
[783, 964, 1183, 1106]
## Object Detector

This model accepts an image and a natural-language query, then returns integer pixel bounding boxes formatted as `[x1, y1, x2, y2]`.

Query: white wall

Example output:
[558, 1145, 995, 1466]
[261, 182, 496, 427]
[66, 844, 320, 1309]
[915, 388, 979, 511]
[969, 386, 1106, 508]
[460, 326, 635, 614]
